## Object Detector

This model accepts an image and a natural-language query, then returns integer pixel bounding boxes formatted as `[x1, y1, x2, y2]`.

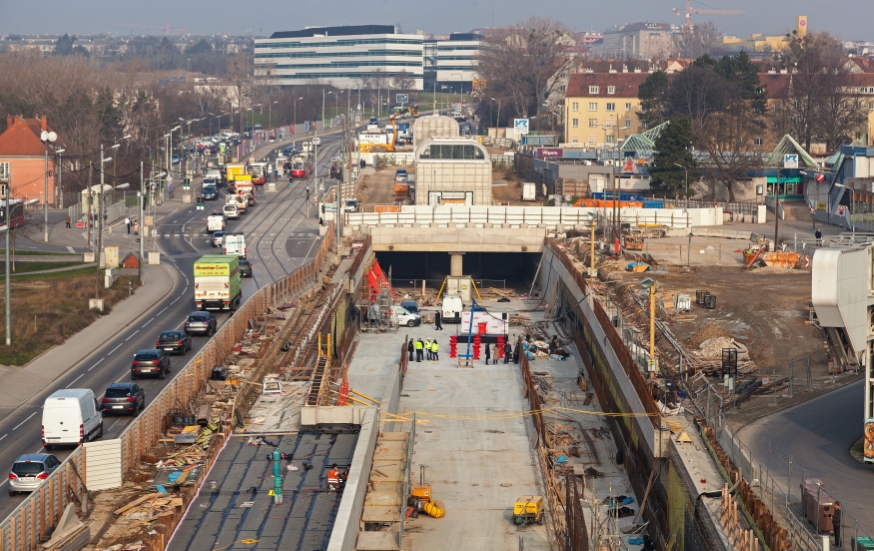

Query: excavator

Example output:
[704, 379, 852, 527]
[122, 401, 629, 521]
[359, 105, 419, 154]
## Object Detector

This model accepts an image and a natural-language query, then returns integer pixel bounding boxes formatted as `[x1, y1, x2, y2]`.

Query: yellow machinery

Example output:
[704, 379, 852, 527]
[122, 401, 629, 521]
[411, 465, 444, 518]
[513, 496, 544, 525]
[359, 105, 419, 153]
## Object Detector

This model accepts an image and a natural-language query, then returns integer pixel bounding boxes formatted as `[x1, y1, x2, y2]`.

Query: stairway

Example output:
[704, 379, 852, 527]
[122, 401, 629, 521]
[781, 201, 812, 221]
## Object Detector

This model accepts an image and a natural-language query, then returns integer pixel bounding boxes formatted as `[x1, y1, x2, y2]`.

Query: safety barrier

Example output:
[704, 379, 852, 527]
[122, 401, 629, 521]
[0, 224, 336, 551]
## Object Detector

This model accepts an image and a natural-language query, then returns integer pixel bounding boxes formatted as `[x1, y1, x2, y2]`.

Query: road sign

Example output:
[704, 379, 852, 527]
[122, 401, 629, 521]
[783, 154, 799, 169]
[837, 205, 846, 217]
[514, 119, 529, 135]
[622, 158, 635, 174]
[396, 94, 408, 105]
[312, 137, 321, 146]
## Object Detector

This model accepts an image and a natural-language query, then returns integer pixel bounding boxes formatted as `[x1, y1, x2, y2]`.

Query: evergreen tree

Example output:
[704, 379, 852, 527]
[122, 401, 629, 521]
[650, 116, 698, 198]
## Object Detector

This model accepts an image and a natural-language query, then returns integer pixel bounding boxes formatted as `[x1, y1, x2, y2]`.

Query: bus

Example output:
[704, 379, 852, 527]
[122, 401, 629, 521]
[0, 200, 24, 229]
[290, 156, 307, 180]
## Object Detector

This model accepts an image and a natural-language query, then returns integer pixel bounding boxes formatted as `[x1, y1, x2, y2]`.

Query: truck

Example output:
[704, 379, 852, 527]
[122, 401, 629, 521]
[226, 163, 245, 186]
[522, 182, 536, 202]
[194, 255, 242, 311]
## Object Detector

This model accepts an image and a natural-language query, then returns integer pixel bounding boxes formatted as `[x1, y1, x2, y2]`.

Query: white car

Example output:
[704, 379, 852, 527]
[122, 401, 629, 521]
[393, 306, 421, 327]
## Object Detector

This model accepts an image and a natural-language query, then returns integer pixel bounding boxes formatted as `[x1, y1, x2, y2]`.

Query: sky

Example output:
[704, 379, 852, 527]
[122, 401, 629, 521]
[0, 0, 868, 42]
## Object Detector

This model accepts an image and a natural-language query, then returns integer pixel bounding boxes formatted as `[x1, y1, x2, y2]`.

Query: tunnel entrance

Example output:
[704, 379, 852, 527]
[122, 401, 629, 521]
[374, 251, 542, 293]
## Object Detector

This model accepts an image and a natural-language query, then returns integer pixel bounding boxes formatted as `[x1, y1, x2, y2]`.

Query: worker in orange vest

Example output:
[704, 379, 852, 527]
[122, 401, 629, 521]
[327, 464, 340, 491]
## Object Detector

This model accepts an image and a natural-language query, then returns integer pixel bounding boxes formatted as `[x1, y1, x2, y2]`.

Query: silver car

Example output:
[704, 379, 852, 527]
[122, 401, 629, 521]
[8, 453, 60, 495]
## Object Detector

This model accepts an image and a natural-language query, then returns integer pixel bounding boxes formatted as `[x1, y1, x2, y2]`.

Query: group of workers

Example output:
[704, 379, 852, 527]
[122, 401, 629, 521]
[408, 337, 439, 362]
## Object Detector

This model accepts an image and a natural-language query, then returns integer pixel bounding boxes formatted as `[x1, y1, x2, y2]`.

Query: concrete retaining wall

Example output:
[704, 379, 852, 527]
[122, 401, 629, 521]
[664, 227, 754, 240]
[326, 408, 379, 551]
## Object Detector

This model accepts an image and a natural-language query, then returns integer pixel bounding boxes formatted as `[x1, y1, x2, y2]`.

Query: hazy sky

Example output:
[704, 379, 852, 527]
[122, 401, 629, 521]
[0, 0, 868, 41]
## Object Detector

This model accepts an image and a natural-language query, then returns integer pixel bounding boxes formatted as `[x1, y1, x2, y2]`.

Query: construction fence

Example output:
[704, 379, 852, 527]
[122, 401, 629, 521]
[0, 224, 336, 551]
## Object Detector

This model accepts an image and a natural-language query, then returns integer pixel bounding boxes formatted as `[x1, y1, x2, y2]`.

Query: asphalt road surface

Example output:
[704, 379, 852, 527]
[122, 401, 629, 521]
[737, 379, 874, 537]
[0, 132, 342, 519]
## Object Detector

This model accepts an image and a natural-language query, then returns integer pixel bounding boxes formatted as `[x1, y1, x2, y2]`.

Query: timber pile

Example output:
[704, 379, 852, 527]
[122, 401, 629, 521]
[477, 287, 518, 300]
[509, 314, 531, 326]
[685, 360, 757, 376]
[112, 493, 184, 524]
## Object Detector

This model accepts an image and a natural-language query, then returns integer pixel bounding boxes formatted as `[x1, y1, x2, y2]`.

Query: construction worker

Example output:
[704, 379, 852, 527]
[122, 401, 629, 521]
[425, 338, 432, 361]
[431, 340, 439, 361]
[407, 339, 414, 362]
[415, 338, 424, 362]
[327, 464, 340, 491]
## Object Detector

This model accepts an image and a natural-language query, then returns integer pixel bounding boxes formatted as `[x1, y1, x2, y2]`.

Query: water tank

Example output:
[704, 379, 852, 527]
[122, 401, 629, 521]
[413, 116, 460, 148]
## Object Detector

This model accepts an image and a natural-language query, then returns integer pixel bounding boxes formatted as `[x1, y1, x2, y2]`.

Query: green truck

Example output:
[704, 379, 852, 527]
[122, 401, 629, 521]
[194, 255, 242, 311]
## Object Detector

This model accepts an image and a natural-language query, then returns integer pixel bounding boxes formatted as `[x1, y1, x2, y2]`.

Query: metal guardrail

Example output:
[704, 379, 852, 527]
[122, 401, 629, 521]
[0, 222, 336, 551]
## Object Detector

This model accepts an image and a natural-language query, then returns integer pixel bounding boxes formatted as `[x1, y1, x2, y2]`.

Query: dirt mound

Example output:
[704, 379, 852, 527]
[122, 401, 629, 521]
[688, 324, 733, 347]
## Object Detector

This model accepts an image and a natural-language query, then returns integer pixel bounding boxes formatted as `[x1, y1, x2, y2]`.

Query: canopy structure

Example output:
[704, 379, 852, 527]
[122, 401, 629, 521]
[619, 120, 670, 156]
[766, 135, 819, 168]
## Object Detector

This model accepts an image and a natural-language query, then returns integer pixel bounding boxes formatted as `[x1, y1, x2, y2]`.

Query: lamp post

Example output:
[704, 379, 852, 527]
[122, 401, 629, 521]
[55, 149, 65, 209]
[640, 277, 657, 379]
[269, 100, 278, 132]
[96, 145, 114, 297]
[674, 163, 689, 209]
[40, 130, 57, 242]
[1, 176, 10, 345]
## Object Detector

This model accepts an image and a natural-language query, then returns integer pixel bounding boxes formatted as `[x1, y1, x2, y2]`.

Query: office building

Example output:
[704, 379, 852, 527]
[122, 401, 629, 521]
[427, 33, 484, 93]
[254, 25, 423, 89]
[592, 22, 676, 60]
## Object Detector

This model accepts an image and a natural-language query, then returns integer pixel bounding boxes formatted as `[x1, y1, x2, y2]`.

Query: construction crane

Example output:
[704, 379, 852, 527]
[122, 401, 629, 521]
[360, 105, 419, 154]
[114, 22, 188, 35]
[672, 0, 744, 30]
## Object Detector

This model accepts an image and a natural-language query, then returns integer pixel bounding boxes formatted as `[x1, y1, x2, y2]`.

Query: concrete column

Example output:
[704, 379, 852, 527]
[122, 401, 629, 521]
[450, 253, 464, 276]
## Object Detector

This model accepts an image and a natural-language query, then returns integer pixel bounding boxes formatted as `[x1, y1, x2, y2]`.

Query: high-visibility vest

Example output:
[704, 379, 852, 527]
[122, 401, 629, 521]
[425, 341, 432, 350]
[432, 343, 439, 352]
[328, 469, 339, 484]
[415, 341, 423, 350]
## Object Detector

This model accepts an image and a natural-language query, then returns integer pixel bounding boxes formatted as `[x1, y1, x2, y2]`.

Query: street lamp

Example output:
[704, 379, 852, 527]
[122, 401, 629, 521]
[269, 100, 278, 132]
[587, 211, 596, 278]
[674, 163, 689, 209]
[40, 130, 57, 242]
[0, 173, 11, 345]
[639, 277, 657, 379]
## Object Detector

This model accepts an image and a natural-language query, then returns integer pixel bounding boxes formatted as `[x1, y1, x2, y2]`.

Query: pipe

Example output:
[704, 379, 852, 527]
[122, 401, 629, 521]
[272, 447, 283, 504]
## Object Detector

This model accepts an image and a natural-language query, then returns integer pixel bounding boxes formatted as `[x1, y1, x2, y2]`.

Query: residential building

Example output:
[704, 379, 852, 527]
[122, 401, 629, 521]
[0, 116, 63, 205]
[593, 23, 676, 60]
[563, 73, 648, 146]
[253, 25, 424, 89]
[721, 16, 807, 54]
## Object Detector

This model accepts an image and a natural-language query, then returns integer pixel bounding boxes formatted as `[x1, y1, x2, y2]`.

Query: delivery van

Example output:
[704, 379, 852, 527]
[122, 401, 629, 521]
[41, 389, 103, 449]
[441, 294, 463, 324]
[223, 233, 247, 259]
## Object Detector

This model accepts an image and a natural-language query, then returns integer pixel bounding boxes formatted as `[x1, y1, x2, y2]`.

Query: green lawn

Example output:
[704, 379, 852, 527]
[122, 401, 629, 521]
[10, 266, 95, 281]
[0, 250, 78, 256]
[2, 262, 85, 275]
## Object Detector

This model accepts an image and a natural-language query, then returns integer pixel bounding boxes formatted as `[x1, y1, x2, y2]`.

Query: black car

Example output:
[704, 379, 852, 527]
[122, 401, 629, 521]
[101, 382, 145, 416]
[185, 311, 217, 336]
[202, 184, 217, 200]
[155, 330, 192, 355]
[131, 349, 171, 380]
[239, 259, 253, 278]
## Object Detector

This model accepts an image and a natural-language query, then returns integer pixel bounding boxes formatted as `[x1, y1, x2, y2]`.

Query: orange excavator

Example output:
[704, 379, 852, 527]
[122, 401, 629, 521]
[359, 105, 419, 154]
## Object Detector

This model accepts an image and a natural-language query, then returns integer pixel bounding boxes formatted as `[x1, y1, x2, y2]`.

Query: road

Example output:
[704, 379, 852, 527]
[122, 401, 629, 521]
[737, 379, 874, 537]
[0, 131, 343, 518]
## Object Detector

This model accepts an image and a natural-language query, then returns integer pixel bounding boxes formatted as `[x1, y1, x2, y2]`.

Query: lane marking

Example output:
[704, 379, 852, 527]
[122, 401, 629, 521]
[158, 307, 168, 315]
[124, 329, 140, 341]
[66, 374, 84, 388]
[108, 343, 123, 355]
[171, 296, 180, 304]
[0, 434, 7, 442]
[12, 412, 37, 431]
[142, 317, 155, 328]
[88, 358, 105, 371]
[66, 246, 75, 253]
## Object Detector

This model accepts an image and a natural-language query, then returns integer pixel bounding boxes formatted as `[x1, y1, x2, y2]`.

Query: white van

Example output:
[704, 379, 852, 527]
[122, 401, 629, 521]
[223, 233, 247, 259]
[42, 389, 103, 449]
[441, 295, 463, 324]
[223, 202, 240, 220]
[392, 306, 421, 327]
[227, 193, 247, 214]
[207, 213, 225, 233]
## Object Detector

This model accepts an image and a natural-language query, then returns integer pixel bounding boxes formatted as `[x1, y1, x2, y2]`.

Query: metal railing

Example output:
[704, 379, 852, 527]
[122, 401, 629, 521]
[0, 223, 336, 551]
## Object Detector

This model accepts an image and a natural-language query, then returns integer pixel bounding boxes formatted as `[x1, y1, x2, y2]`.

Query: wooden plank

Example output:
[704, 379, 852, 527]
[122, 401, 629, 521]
[114, 494, 160, 515]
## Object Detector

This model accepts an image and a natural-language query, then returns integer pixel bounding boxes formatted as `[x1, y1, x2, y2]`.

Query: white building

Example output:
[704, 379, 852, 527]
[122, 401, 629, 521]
[432, 33, 484, 93]
[254, 25, 423, 89]
[415, 138, 492, 206]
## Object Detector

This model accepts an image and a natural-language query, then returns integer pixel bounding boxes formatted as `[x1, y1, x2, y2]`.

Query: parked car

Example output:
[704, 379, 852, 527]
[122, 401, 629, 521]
[131, 349, 171, 380]
[400, 300, 419, 315]
[185, 311, 217, 336]
[8, 454, 60, 496]
[100, 382, 145, 416]
[211, 231, 226, 248]
[393, 306, 421, 327]
[155, 330, 192, 355]
[395, 168, 408, 183]
[239, 259, 253, 278]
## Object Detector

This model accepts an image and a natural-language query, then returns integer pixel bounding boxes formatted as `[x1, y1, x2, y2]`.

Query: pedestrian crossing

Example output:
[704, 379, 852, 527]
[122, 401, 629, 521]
[159, 232, 316, 238]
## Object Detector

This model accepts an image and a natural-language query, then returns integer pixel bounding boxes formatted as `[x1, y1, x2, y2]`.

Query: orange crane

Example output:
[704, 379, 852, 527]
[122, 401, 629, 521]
[672, 0, 744, 30]
[114, 22, 188, 35]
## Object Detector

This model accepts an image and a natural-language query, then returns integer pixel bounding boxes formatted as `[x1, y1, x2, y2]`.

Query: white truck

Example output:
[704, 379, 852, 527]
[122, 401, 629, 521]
[522, 182, 536, 201]
[207, 213, 225, 233]
[222, 233, 247, 259]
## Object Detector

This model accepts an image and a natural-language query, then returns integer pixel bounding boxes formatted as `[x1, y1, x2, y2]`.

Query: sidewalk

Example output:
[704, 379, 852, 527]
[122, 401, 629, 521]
[0, 262, 178, 417]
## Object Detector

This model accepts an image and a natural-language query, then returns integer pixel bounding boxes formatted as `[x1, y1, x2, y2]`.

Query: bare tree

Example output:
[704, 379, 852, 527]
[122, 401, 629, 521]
[226, 53, 251, 135]
[671, 21, 723, 59]
[392, 70, 414, 94]
[814, 69, 869, 152]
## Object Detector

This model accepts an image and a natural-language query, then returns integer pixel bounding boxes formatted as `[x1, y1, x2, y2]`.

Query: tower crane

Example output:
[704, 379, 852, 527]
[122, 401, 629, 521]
[672, 0, 744, 30]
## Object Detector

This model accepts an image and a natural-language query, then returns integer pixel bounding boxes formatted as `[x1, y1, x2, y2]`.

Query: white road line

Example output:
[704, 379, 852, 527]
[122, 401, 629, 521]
[66, 374, 84, 388]
[171, 296, 180, 304]
[108, 343, 123, 355]
[124, 329, 140, 341]
[158, 307, 168, 315]
[88, 358, 105, 371]
[12, 412, 37, 431]
[108, 417, 126, 431]
[0, 434, 7, 442]
[142, 317, 155, 328]
[66, 246, 75, 253]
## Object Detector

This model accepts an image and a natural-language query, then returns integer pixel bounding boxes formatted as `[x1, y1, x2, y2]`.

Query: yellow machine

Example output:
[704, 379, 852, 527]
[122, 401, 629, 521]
[359, 105, 419, 153]
[513, 496, 544, 525]
[410, 465, 444, 518]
